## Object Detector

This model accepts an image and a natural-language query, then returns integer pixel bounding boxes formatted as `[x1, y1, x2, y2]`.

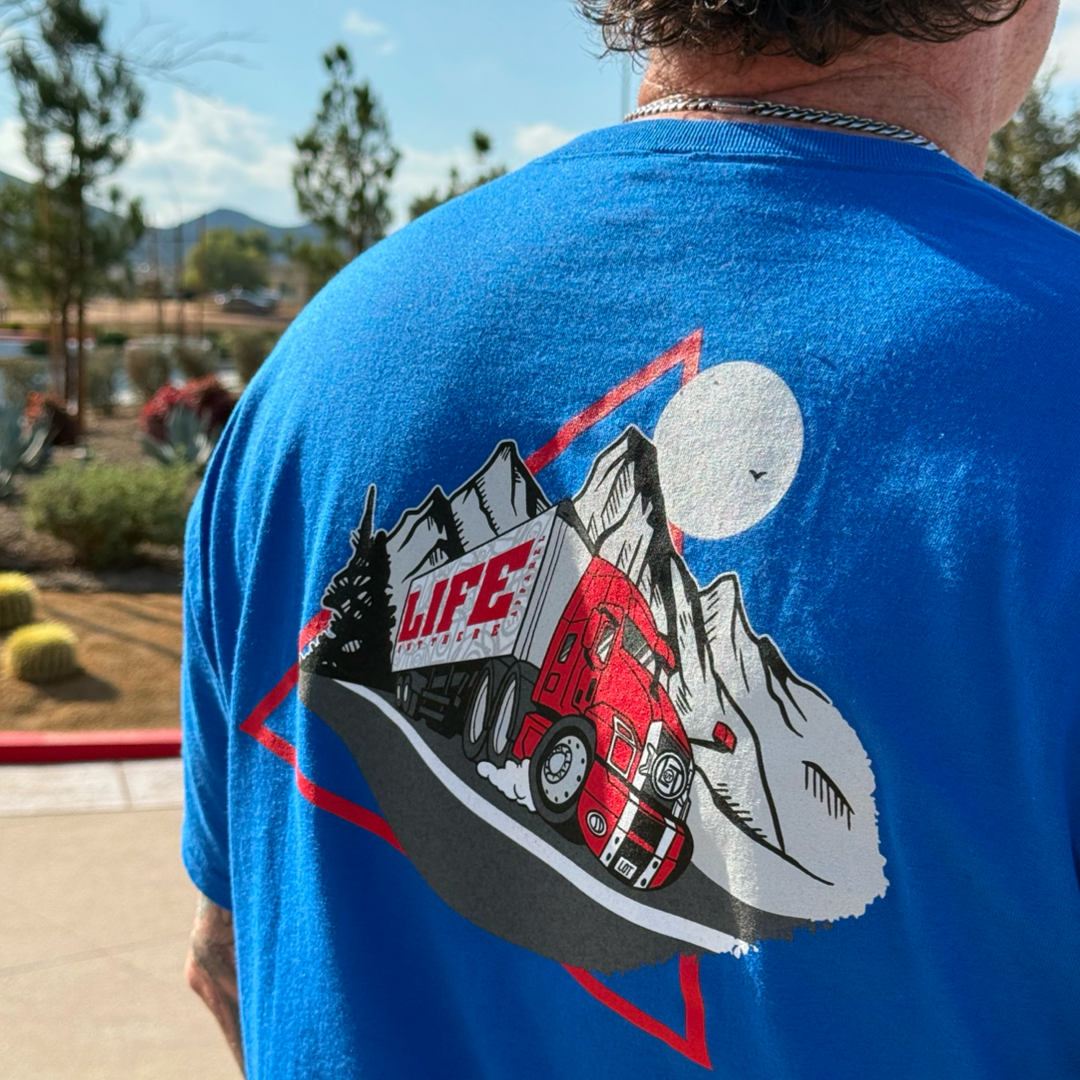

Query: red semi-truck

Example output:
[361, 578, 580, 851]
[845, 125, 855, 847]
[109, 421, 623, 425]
[392, 502, 701, 891]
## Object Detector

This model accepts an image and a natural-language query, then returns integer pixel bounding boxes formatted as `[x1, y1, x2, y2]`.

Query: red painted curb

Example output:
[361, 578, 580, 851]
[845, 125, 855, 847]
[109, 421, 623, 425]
[0, 729, 181, 764]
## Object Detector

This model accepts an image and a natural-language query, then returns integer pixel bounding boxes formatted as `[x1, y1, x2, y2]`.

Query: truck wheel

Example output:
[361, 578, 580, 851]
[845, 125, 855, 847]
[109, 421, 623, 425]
[395, 674, 415, 719]
[529, 716, 595, 835]
[461, 666, 493, 762]
[488, 665, 526, 767]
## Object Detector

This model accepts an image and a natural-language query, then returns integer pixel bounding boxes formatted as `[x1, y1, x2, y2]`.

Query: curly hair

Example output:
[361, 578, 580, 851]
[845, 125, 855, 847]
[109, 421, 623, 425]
[577, 0, 1027, 66]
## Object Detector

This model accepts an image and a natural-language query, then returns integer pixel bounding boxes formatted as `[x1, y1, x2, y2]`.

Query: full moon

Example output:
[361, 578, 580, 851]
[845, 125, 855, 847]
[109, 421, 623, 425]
[654, 362, 804, 540]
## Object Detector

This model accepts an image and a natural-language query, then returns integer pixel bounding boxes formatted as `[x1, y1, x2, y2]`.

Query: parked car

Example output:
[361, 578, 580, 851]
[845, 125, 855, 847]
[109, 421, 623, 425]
[214, 287, 278, 316]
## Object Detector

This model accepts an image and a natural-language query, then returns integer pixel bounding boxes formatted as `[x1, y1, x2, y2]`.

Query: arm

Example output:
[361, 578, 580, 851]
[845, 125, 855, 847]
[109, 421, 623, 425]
[185, 892, 245, 1073]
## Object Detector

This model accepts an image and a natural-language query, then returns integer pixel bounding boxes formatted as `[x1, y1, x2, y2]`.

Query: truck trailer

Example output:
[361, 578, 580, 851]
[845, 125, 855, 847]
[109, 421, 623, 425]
[392, 502, 699, 891]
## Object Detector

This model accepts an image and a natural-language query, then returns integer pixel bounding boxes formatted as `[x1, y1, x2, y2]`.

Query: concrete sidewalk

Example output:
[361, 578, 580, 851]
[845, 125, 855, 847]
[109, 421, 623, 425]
[0, 761, 238, 1079]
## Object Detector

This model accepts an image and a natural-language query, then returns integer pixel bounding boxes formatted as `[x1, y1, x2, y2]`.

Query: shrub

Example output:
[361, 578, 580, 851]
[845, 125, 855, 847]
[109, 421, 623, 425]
[88, 346, 124, 416]
[22, 338, 48, 357]
[0, 358, 50, 404]
[230, 329, 279, 385]
[26, 462, 194, 569]
[125, 345, 171, 401]
[3, 622, 78, 683]
[96, 330, 129, 348]
[25, 392, 78, 446]
[0, 572, 36, 631]
[174, 340, 217, 380]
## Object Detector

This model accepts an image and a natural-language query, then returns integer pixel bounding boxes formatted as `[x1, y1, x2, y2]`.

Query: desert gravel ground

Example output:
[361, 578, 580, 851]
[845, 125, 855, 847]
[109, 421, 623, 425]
[0, 591, 182, 731]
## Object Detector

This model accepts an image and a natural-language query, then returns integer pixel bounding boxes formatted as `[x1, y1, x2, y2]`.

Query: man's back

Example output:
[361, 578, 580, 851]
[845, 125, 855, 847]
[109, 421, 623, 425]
[182, 121, 1080, 1077]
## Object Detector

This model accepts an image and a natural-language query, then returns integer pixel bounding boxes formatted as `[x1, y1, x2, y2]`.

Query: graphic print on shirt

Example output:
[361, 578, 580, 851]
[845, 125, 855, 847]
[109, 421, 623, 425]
[299, 361, 887, 972]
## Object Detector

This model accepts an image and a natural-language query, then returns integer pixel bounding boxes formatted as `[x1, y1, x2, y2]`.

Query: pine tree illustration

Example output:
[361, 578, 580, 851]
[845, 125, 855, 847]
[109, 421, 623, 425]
[308, 485, 394, 689]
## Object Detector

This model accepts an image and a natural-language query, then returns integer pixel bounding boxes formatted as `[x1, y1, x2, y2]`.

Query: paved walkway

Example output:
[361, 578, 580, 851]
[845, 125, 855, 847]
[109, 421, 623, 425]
[0, 760, 238, 1079]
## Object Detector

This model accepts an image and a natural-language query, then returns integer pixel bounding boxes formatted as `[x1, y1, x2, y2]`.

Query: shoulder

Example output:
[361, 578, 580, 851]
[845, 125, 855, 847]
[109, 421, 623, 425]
[909, 165, 1080, 298]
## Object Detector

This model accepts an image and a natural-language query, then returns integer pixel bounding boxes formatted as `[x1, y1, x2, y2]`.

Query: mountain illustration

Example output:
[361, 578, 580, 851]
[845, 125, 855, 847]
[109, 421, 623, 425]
[568, 425, 887, 920]
[384, 486, 465, 626]
[449, 441, 549, 552]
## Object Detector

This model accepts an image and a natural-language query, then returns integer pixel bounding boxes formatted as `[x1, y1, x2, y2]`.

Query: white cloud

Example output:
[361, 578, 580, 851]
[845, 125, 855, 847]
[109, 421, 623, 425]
[390, 142, 477, 226]
[513, 122, 576, 162]
[343, 9, 396, 53]
[343, 10, 387, 37]
[116, 89, 299, 227]
[0, 118, 35, 181]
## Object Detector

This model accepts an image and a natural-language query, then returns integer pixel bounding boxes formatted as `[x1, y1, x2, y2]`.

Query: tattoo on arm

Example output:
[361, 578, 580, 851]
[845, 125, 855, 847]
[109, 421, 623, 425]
[186, 893, 244, 1074]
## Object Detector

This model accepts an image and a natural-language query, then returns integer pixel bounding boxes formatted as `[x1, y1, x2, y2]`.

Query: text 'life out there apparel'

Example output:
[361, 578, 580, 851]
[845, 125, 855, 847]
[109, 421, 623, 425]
[182, 120, 1080, 1080]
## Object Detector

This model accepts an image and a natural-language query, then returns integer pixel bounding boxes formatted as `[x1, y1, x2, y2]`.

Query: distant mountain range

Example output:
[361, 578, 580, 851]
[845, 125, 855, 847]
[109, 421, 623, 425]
[0, 168, 322, 264]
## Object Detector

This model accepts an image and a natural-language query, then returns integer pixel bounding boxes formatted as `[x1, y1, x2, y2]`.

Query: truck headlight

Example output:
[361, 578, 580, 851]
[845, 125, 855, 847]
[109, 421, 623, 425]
[652, 751, 690, 800]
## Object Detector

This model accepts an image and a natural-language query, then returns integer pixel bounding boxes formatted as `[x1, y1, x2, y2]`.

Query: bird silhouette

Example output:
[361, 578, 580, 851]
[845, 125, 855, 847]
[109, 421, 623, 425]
[749, 469, 768, 481]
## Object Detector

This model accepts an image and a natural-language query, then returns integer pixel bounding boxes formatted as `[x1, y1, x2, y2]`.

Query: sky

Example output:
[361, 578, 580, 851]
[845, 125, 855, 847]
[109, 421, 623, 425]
[0, 0, 1079, 230]
[0, 0, 631, 228]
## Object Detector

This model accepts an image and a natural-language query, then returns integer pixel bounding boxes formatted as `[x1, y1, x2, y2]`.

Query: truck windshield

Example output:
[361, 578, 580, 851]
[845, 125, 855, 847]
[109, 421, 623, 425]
[622, 618, 663, 680]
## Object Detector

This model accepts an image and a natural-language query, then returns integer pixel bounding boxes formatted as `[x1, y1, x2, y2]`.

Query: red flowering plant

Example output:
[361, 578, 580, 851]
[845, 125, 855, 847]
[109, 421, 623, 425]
[24, 393, 78, 446]
[178, 375, 236, 434]
[140, 376, 237, 471]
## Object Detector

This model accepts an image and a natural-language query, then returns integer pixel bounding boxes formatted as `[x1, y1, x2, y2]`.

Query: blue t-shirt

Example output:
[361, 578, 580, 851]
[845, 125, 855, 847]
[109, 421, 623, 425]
[182, 120, 1080, 1079]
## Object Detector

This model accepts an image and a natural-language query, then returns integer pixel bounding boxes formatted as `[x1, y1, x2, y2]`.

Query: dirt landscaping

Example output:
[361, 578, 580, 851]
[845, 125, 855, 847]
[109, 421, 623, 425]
[0, 590, 182, 732]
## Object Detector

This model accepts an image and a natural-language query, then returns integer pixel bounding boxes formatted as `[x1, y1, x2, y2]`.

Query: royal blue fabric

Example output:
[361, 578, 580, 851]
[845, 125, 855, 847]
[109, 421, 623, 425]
[182, 120, 1080, 1079]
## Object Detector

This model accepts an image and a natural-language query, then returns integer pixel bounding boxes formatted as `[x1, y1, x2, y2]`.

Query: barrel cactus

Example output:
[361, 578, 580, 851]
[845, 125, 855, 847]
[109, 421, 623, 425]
[3, 622, 79, 683]
[0, 572, 36, 632]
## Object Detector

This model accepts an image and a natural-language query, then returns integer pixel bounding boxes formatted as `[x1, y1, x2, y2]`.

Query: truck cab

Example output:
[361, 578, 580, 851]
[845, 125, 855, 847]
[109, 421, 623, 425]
[528, 558, 695, 890]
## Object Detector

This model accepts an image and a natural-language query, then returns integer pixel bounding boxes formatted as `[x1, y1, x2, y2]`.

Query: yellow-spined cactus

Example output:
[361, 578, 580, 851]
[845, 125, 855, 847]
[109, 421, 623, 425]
[3, 622, 78, 683]
[0, 572, 36, 632]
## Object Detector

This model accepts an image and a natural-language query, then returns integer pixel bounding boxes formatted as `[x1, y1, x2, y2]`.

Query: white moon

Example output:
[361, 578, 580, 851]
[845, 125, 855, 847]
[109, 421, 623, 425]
[654, 362, 804, 540]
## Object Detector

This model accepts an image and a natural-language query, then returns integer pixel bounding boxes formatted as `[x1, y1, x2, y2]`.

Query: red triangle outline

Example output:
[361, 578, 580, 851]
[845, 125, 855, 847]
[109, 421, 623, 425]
[564, 955, 712, 1069]
[240, 674, 713, 1070]
[237, 330, 714, 1066]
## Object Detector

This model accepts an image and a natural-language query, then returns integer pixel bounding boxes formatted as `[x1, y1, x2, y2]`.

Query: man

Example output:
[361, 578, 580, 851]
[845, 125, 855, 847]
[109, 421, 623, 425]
[182, 0, 1079, 1075]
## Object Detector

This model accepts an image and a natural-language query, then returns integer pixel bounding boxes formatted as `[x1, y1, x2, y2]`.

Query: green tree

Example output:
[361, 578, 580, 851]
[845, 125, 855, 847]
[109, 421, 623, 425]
[986, 76, 1080, 230]
[7, 0, 144, 430]
[184, 227, 270, 293]
[293, 44, 400, 259]
[0, 181, 76, 367]
[409, 130, 507, 221]
[281, 236, 347, 298]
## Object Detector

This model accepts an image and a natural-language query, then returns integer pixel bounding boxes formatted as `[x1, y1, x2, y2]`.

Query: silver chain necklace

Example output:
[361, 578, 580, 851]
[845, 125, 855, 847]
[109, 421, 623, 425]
[625, 94, 946, 155]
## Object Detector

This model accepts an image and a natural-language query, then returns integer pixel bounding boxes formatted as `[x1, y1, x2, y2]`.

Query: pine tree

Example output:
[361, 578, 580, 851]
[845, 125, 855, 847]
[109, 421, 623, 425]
[310, 485, 394, 689]
[986, 75, 1080, 230]
[293, 45, 400, 259]
[408, 130, 508, 221]
[7, 0, 144, 426]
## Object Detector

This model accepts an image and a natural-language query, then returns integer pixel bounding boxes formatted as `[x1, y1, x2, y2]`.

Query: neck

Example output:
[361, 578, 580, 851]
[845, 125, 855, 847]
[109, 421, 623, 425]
[638, 29, 1029, 174]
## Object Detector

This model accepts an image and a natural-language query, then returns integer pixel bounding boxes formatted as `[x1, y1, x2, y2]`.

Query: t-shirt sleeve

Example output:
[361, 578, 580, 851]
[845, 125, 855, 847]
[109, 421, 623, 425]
[180, 484, 233, 911]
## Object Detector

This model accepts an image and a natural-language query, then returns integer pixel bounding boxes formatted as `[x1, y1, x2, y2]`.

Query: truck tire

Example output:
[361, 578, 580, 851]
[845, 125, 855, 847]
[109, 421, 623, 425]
[488, 665, 527, 767]
[529, 716, 595, 837]
[461, 665, 494, 762]
[395, 673, 417, 720]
